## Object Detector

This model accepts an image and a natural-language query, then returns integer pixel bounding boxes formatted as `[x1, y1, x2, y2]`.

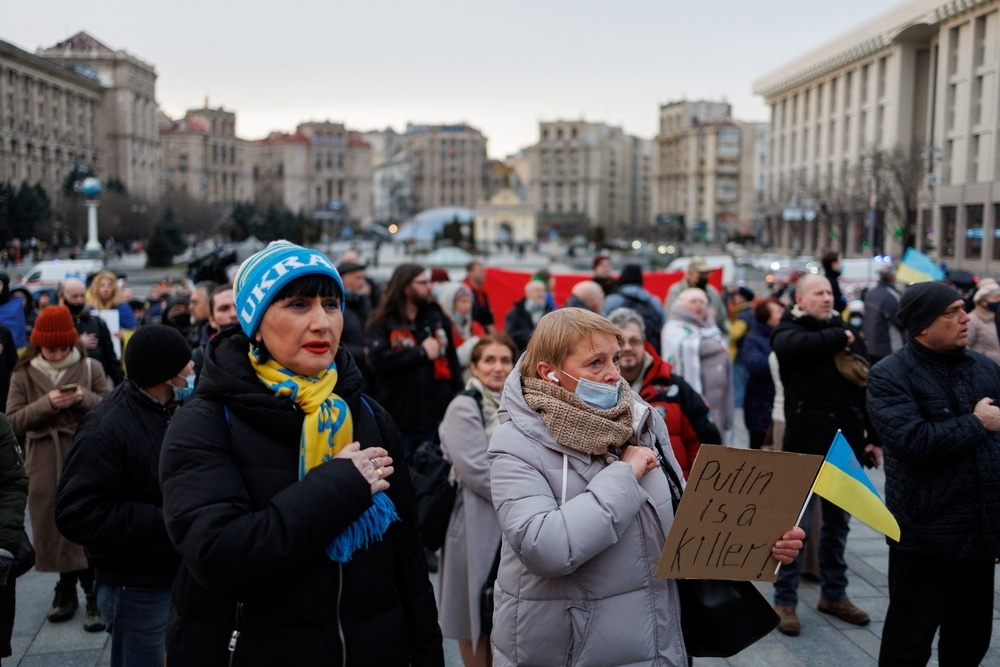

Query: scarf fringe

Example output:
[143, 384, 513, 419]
[326, 491, 400, 562]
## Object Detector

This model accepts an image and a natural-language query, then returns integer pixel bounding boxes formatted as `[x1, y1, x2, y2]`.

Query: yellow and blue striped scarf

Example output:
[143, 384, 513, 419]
[250, 350, 399, 562]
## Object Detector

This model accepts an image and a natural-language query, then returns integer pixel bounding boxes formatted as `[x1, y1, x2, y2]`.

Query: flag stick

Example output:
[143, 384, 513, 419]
[774, 489, 816, 575]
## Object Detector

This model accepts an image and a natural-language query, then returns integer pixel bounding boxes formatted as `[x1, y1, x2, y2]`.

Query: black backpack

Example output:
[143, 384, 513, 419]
[410, 388, 483, 551]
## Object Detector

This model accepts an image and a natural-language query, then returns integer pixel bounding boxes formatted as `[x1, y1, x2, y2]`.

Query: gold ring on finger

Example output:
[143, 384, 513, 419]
[376, 467, 385, 480]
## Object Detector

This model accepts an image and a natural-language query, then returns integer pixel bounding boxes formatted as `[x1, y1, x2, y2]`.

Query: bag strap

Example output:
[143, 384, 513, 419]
[457, 388, 485, 425]
[652, 438, 683, 512]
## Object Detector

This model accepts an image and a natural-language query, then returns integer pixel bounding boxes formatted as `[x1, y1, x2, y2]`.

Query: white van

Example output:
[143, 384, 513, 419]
[838, 257, 893, 293]
[20, 259, 105, 289]
[666, 255, 737, 285]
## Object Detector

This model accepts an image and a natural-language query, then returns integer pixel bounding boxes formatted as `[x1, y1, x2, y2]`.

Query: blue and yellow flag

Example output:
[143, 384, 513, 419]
[812, 432, 901, 541]
[896, 247, 945, 284]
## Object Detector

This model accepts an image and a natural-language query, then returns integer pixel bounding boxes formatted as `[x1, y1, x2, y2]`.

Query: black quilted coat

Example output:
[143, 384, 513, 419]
[867, 341, 1000, 560]
[771, 307, 871, 458]
[159, 328, 443, 666]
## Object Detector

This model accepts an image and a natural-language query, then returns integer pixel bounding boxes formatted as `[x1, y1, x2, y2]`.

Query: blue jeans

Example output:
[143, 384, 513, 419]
[773, 495, 850, 607]
[95, 581, 171, 667]
[732, 361, 748, 409]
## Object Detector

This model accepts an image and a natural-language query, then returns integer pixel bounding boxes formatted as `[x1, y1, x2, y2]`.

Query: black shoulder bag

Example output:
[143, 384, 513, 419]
[654, 440, 780, 658]
[480, 542, 502, 636]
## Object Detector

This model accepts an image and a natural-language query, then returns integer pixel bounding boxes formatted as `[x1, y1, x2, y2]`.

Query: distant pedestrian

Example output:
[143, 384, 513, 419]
[863, 268, 905, 365]
[504, 279, 553, 353]
[0, 414, 27, 662]
[603, 264, 664, 353]
[663, 257, 729, 335]
[967, 281, 1000, 364]
[591, 254, 617, 296]
[563, 279, 604, 314]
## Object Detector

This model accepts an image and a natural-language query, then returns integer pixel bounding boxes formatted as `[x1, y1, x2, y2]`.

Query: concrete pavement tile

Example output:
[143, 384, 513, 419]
[24, 613, 107, 654]
[764, 625, 875, 666]
[18, 648, 104, 666]
[841, 627, 881, 661]
[8, 633, 31, 664]
[983, 648, 1000, 666]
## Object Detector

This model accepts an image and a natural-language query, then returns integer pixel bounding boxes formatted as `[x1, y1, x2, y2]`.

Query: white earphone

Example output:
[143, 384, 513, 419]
[547, 372, 559, 383]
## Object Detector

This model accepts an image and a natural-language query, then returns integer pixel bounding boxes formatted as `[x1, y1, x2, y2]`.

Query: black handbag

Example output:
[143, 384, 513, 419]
[409, 440, 457, 552]
[480, 543, 502, 636]
[11, 530, 34, 579]
[655, 441, 780, 658]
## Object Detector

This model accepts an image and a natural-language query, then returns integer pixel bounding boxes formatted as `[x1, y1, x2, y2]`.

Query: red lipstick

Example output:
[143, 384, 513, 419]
[303, 341, 331, 353]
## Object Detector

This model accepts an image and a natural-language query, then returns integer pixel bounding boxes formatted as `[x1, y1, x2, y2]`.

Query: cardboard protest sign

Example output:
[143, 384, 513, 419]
[656, 447, 822, 582]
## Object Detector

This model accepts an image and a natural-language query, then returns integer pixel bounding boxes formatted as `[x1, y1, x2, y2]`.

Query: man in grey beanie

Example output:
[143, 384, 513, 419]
[868, 280, 1000, 665]
[54, 325, 195, 666]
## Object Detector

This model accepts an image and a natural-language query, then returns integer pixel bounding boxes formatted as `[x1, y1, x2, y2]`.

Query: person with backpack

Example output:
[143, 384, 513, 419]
[602, 264, 664, 354]
[437, 333, 517, 667]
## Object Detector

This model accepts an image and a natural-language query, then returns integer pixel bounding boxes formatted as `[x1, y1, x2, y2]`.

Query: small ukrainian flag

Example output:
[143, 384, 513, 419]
[812, 432, 901, 542]
[896, 248, 945, 285]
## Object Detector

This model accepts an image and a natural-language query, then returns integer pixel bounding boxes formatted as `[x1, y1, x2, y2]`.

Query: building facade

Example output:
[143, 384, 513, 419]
[248, 121, 372, 222]
[753, 0, 1000, 269]
[474, 187, 536, 245]
[527, 120, 651, 237]
[38, 32, 159, 201]
[0, 38, 104, 204]
[398, 123, 488, 212]
[160, 105, 250, 206]
[653, 101, 764, 245]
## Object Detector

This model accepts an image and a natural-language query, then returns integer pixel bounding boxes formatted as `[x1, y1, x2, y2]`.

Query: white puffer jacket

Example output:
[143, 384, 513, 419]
[488, 362, 687, 667]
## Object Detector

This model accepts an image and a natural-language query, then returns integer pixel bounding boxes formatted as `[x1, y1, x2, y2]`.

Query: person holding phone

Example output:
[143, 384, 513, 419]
[7, 305, 113, 631]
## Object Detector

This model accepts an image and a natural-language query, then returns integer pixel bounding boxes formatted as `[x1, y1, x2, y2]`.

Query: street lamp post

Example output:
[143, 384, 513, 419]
[80, 177, 102, 253]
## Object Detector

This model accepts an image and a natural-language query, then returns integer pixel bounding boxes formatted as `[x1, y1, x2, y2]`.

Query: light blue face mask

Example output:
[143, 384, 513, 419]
[173, 374, 196, 402]
[556, 370, 621, 410]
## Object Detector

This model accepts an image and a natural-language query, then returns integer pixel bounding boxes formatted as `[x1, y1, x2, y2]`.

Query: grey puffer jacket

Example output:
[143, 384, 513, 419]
[487, 363, 687, 667]
[867, 340, 1000, 560]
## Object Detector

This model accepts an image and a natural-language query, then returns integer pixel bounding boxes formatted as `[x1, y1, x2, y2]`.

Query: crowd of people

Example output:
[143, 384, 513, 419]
[0, 240, 993, 666]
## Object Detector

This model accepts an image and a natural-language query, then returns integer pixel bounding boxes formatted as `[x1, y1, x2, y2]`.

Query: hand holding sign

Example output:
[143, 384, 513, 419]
[656, 447, 822, 582]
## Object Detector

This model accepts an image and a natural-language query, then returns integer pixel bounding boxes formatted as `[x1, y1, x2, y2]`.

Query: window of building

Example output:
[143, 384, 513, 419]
[843, 116, 851, 153]
[878, 57, 887, 98]
[975, 15, 987, 67]
[830, 78, 838, 113]
[973, 75, 984, 125]
[941, 205, 957, 257]
[861, 64, 869, 104]
[970, 134, 981, 182]
[948, 26, 960, 75]
[966, 204, 985, 259]
[845, 71, 853, 108]
[994, 204, 1000, 260]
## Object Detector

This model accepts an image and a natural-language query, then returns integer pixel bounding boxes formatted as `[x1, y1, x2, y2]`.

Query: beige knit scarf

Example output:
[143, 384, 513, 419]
[521, 377, 634, 456]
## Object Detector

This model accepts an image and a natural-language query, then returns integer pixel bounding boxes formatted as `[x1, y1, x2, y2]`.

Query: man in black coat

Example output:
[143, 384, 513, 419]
[504, 279, 553, 353]
[770, 273, 879, 636]
[59, 278, 124, 385]
[868, 281, 1000, 666]
[55, 326, 195, 665]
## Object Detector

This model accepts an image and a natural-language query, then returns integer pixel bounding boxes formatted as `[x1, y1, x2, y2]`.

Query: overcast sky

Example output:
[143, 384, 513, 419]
[7, 0, 904, 158]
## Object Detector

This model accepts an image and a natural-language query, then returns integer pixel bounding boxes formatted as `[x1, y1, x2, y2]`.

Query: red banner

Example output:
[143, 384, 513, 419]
[482, 267, 723, 331]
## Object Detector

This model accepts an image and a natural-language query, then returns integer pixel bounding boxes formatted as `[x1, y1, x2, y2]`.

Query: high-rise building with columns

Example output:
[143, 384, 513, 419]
[0, 37, 104, 203]
[754, 0, 1000, 269]
[37, 32, 159, 201]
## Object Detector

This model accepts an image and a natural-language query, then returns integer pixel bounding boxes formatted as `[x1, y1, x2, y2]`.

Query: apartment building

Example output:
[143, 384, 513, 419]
[753, 0, 1000, 269]
[248, 121, 372, 221]
[653, 101, 764, 244]
[0, 38, 104, 202]
[398, 123, 487, 212]
[160, 105, 250, 206]
[527, 120, 651, 237]
[38, 32, 159, 200]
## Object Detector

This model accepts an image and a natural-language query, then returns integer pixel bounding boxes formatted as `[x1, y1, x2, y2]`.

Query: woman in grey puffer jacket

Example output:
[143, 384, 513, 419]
[488, 309, 803, 666]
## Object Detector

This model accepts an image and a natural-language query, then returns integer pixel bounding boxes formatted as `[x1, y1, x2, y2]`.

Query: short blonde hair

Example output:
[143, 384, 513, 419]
[521, 308, 624, 379]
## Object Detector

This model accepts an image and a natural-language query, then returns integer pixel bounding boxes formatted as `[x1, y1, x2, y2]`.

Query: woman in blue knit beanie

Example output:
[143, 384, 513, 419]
[159, 241, 444, 666]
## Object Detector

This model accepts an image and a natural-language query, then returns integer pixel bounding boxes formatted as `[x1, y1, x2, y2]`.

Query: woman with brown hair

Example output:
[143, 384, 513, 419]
[438, 332, 517, 667]
[7, 305, 113, 631]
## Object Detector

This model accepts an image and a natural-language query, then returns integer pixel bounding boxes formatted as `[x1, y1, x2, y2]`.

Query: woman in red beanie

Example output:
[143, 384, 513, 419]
[6, 305, 113, 631]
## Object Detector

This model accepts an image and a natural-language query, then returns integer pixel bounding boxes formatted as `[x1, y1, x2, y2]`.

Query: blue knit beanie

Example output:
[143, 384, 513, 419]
[232, 241, 344, 338]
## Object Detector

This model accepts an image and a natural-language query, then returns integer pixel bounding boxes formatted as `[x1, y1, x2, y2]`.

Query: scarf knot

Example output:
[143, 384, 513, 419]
[250, 350, 399, 561]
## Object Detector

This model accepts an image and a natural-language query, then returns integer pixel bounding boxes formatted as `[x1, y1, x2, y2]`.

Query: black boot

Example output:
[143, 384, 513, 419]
[83, 592, 105, 632]
[48, 581, 78, 623]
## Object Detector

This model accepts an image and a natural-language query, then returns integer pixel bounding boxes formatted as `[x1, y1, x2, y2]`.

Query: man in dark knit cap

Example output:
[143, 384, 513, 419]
[55, 325, 195, 667]
[867, 280, 1000, 666]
